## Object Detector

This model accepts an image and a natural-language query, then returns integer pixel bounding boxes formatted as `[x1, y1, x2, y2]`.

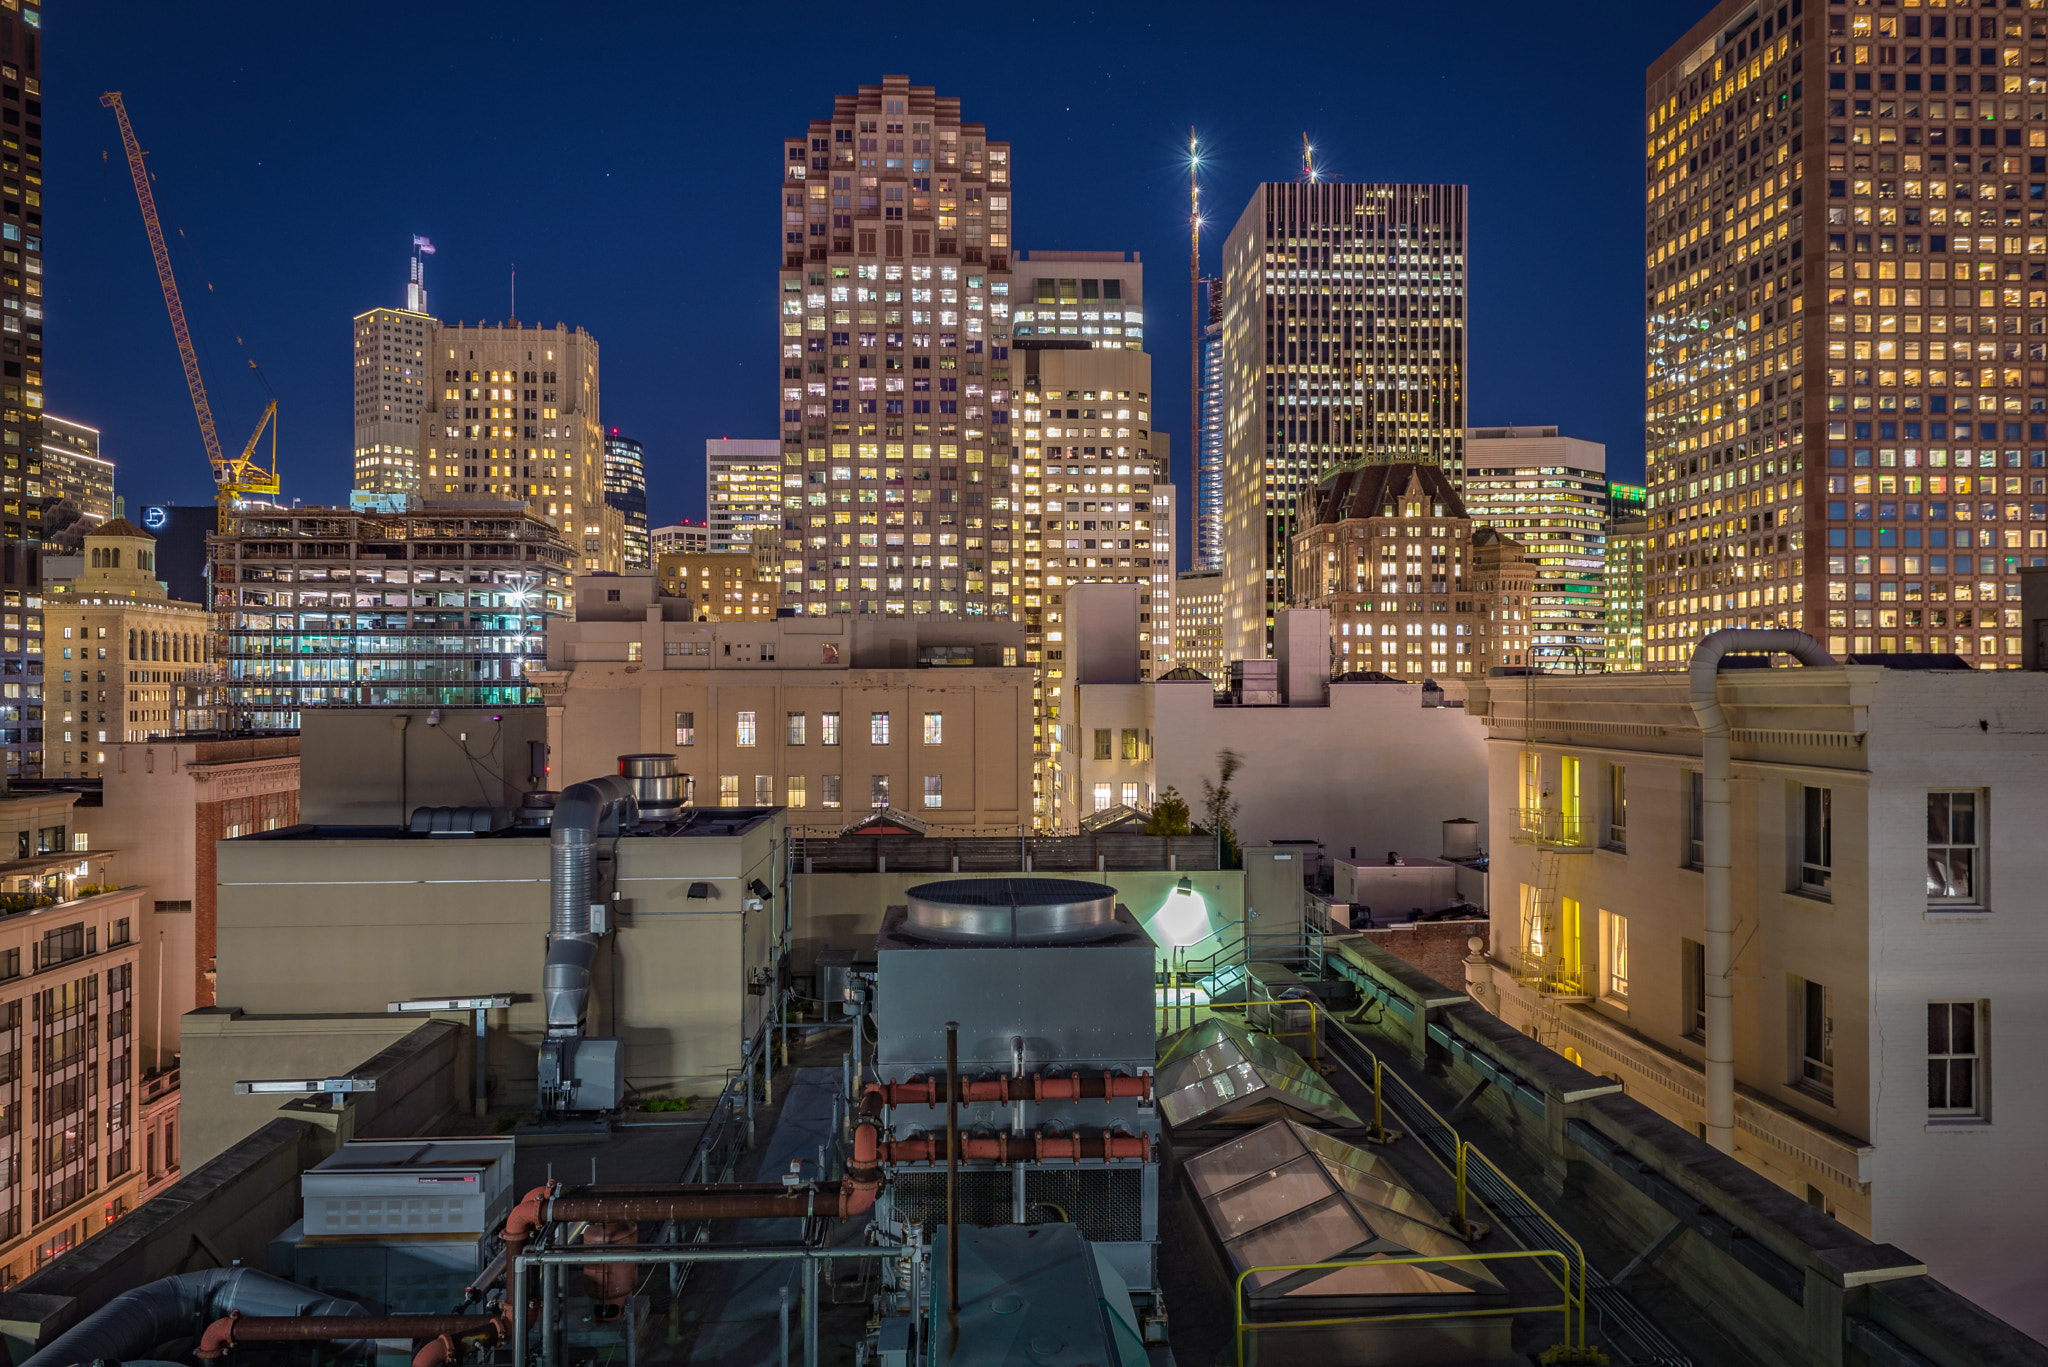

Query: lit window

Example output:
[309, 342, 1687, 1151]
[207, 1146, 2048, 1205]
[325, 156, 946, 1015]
[786, 712, 806, 745]
[736, 711, 758, 747]
[1092, 782, 1111, 812]
[923, 774, 942, 808]
[871, 712, 891, 745]
[1601, 910, 1629, 1003]
[1122, 782, 1139, 809]
[787, 776, 807, 808]
[718, 775, 739, 807]
[822, 774, 842, 808]
[821, 712, 841, 746]
[923, 711, 943, 744]
[674, 711, 695, 746]
[871, 774, 890, 808]
[755, 775, 773, 805]
[1927, 791, 1981, 905]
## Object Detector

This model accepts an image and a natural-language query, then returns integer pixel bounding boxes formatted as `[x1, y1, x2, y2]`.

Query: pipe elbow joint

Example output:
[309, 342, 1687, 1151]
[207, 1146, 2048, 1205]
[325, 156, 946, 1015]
[194, 1312, 241, 1361]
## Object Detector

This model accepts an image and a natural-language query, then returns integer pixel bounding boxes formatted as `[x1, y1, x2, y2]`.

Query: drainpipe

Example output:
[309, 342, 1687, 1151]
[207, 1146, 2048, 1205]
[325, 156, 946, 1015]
[1688, 629, 1834, 1155]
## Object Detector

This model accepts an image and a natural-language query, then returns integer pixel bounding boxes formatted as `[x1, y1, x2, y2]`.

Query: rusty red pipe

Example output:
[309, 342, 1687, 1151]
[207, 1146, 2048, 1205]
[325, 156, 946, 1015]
[864, 1072, 1152, 1107]
[879, 1131, 1150, 1163]
[194, 1312, 509, 1361]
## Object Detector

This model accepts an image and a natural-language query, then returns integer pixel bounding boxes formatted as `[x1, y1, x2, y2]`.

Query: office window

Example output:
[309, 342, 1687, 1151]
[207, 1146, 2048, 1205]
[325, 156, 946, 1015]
[1518, 750, 1540, 817]
[1800, 786, 1833, 894]
[1686, 771, 1704, 869]
[1796, 977, 1835, 1101]
[1558, 898, 1583, 993]
[1092, 782, 1112, 812]
[1121, 729, 1139, 761]
[1927, 791, 1980, 905]
[719, 775, 739, 807]
[871, 774, 890, 808]
[787, 776, 807, 808]
[1559, 755, 1582, 841]
[1682, 939, 1706, 1041]
[870, 712, 890, 745]
[787, 713, 806, 745]
[1605, 765, 1627, 851]
[822, 712, 841, 745]
[1094, 729, 1112, 760]
[755, 775, 773, 805]
[1122, 782, 1140, 809]
[822, 774, 842, 808]
[923, 775, 942, 808]
[674, 711, 695, 746]
[923, 711, 943, 744]
[736, 711, 758, 747]
[1928, 1001, 1984, 1117]
[1600, 910, 1629, 1003]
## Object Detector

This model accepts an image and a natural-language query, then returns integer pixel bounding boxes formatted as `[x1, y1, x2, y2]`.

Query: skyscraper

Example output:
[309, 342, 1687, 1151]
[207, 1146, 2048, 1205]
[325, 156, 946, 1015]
[416, 321, 621, 573]
[39, 415, 112, 544]
[1009, 249, 1173, 821]
[604, 431, 649, 569]
[1644, 1, 2048, 667]
[1195, 282, 1225, 571]
[0, 9, 43, 548]
[1463, 426, 1610, 670]
[706, 438, 783, 555]
[779, 76, 1014, 618]
[1220, 182, 1469, 662]
[352, 242, 437, 497]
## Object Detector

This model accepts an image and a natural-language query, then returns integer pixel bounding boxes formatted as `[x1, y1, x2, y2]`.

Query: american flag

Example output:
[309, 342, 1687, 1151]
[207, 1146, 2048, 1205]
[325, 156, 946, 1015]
[413, 235, 436, 256]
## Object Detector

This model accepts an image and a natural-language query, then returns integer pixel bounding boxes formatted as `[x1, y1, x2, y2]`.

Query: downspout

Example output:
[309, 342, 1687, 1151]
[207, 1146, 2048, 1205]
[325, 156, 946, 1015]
[1688, 628, 1834, 1155]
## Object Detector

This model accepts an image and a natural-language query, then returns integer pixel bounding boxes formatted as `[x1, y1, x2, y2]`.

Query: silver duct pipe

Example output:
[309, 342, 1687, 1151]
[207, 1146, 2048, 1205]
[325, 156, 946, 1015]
[544, 774, 638, 1037]
[1688, 628, 1835, 1154]
[22, 1268, 372, 1367]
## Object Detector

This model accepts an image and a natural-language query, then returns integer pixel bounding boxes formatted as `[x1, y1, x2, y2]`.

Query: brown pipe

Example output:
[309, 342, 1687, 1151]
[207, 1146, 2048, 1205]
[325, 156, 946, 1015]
[879, 1131, 1151, 1164]
[580, 1220, 637, 1319]
[195, 1313, 509, 1361]
[498, 1120, 884, 1265]
[863, 1071, 1153, 1107]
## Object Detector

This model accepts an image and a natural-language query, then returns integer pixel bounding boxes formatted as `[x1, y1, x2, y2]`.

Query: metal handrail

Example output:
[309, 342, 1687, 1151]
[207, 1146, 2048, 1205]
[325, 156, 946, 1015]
[1232, 1250, 1581, 1367]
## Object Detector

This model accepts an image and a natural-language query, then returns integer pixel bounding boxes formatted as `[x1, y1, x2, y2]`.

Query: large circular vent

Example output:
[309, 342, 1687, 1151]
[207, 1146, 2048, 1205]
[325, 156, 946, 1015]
[903, 878, 1120, 943]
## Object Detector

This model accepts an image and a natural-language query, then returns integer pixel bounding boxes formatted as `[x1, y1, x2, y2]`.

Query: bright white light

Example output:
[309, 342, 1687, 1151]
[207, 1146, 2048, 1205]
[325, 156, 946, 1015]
[1152, 882, 1214, 948]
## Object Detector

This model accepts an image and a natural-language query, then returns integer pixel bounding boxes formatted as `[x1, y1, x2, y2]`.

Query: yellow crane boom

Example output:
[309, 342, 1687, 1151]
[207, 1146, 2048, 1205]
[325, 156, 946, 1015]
[100, 90, 278, 529]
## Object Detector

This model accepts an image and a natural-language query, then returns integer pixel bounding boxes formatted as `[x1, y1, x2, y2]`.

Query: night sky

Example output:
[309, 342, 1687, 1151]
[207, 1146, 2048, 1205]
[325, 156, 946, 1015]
[48, 0, 1702, 558]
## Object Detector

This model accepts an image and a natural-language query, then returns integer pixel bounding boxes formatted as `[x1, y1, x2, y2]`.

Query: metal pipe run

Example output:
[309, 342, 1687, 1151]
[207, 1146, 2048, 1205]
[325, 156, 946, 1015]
[863, 1072, 1153, 1106]
[1688, 628, 1834, 1154]
[879, 1132, 1151, 1164]
[194, 1313, 510, 1364]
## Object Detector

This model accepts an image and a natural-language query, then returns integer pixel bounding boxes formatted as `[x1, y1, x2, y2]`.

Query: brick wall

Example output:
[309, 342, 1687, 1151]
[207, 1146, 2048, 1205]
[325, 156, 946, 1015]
[1352, 918, 1488, 992]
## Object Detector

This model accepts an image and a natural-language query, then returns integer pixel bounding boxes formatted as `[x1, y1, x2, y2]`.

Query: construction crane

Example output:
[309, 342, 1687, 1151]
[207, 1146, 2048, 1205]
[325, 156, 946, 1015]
[100, 91, 278, 532]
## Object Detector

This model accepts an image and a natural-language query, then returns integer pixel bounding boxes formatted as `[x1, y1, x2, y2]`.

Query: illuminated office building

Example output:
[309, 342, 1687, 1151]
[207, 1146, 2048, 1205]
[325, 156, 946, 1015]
[1220, 182, 1468, 662]
[706, 438, 782, 556]
[1647, 0, 2048, 667]
[778, 76, 1014, 618]
[1195, 282, 1224, 571]
[40, 415, 111, 544]
[1463, 426, 1610, 669]
[604, 431, 649, 570]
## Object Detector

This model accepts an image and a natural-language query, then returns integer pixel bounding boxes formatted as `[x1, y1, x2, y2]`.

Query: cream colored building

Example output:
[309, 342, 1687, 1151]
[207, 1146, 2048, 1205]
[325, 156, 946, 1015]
[1171, 570, 1226, 683]
[1471, 527, 1537, 674]
[43, 519, 212, 778]
[534, 575, 1032, 833]
[417, 322, 621, 572]
[351, 305, 436, 496]
[656, 551, 780, 621]
[1469, 663, 2048, 1340]
[189, 806, 782, 1174]
[707, 438, 781, 557]
[0, 789, 148, 1286]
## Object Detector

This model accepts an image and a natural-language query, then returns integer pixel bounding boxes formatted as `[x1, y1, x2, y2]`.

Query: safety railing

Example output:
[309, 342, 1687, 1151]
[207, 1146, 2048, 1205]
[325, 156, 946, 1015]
[1233, 1250, 1584, 1367]
[1510, 807, 1590, 848]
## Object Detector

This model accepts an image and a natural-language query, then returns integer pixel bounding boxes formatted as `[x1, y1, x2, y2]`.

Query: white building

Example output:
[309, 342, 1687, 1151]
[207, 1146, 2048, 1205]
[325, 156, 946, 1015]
[706, 438, 782, 556]
[1462, 426, 1609, 671]
[651, 523, 711, 556]
[1469, 661, 2048, 1340]
[1059, 592, 1489, 856]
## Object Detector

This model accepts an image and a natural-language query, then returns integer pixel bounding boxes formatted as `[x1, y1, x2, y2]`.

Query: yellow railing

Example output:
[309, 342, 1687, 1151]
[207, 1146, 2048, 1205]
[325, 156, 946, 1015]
[1156, 995, 1325, 1070]
[1233, 1250, 1585, 1367]
[1512, 807, 1588, 845]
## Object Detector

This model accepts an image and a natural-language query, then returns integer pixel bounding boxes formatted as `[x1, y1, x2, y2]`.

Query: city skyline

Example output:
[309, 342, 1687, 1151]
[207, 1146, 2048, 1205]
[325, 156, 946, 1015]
[48, 1, 1692, 571]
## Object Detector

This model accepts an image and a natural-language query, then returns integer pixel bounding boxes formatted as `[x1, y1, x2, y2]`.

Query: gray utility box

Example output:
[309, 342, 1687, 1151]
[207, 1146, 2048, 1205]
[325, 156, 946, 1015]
[301, 1136, 515, 1236]
[558, 1036, 626, 1113]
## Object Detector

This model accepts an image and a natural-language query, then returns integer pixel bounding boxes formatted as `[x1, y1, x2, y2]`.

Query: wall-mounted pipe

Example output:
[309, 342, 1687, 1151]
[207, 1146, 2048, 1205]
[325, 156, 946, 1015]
[880, 1131, 1151, 1164]
[864, 1072, 1152, 1107]
[194, 1313, 510, 1365]
[1688, 629, 1835, 1155]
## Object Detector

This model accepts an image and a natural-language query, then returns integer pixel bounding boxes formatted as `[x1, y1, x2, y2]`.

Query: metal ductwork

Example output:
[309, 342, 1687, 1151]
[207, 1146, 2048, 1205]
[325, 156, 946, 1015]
[618, 753, 682, 820]
[538, 774, 637, 1118]
[1688, 629, 1835, 1155]
[21, 1268, 373, 1367]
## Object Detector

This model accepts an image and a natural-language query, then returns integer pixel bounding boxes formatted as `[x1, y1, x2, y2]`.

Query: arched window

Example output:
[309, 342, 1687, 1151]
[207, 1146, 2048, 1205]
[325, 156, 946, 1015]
[127, 629, 136, 659]
[110, 549, 120, 569]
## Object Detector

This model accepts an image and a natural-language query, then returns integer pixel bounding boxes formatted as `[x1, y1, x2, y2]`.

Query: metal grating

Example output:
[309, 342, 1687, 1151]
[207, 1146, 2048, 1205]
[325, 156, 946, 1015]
[886, 1168, 1144, 1244]
[889, 1170, 1013, 1233]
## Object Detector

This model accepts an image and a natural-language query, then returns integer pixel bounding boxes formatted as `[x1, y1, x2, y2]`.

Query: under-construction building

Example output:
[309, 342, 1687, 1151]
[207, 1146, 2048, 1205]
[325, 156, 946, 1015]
[209, 501, 572, 729]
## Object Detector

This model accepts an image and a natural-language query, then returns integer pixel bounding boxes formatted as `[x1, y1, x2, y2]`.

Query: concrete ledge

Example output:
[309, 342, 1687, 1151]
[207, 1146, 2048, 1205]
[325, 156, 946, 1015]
[1862, 1276, 2048, 1367]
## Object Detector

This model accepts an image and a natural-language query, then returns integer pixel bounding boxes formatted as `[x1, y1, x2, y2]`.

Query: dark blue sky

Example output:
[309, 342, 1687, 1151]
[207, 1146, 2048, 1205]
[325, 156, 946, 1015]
[49, 0, 1698, 558]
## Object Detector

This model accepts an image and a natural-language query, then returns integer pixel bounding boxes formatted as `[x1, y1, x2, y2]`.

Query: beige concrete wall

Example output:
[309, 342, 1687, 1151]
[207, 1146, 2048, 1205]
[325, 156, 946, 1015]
[788, 867, 1244, 971]
[208, 817, 783, 1156]
[1154, 677, 1489, 860]
[299, 708, 549, 826]
[546, 660, 1031, 831]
